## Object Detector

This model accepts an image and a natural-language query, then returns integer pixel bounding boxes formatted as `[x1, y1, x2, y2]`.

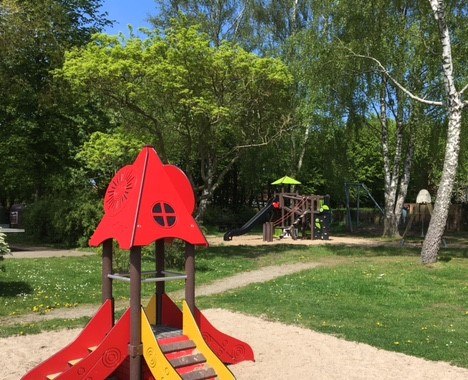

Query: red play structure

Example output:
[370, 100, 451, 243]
[23, 146, 254, 380]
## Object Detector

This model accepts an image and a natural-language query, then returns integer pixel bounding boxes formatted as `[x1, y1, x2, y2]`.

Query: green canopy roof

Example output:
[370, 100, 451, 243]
[271, 176, 301, 185]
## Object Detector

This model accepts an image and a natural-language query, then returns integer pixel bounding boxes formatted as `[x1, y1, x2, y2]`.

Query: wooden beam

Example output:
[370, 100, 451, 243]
[129, 246, 142, 380]
[185, 243, 195, 314]
[155, 239, 165, 325]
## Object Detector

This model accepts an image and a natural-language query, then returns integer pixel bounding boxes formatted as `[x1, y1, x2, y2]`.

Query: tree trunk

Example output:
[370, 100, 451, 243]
[421, 0, 465, 264]
[381, 104, 414, 238]
[394, 135, 414, 231]
[195, 154, 240, 222]
[295, 125, 310, 175]
[381, 79, 403, 238]
[291, 125, 310, 193]
[421, 100, 462, 263]
[196, 188, 211, 223]
[383, 214, 400, 236]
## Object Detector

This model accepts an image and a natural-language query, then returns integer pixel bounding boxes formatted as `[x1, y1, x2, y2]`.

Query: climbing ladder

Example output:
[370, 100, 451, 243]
[141, 301, 234, 380]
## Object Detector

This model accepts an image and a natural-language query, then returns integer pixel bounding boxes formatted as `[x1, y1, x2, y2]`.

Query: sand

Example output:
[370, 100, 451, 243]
[4, 309, 468, 380]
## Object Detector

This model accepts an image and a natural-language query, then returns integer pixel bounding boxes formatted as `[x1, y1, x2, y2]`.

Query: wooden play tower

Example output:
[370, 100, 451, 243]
[224, 175, 330, 242]
[23, 147, 253, 380]
[264, 191, 327, 241]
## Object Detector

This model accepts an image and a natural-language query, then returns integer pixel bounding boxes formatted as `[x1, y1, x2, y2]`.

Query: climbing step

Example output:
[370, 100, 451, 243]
[160, 339, 197, 354]
[68, 358, 83, 366]
[180, 368, 217, 380]
[152, 325, 183, 339]
[157, 333, 217, 380]
[46, 373, 62, 380]
[170, 353, 206, 368]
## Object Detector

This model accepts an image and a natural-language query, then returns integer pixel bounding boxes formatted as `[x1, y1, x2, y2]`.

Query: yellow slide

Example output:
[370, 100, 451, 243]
[182, 301, 235, 380]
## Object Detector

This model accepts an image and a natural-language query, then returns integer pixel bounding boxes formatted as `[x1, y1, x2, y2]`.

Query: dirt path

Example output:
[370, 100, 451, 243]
[170, 261, 321, 299]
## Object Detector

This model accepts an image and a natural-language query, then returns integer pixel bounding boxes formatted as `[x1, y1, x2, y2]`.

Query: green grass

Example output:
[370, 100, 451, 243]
[0, 244, 312, 318]
[2, 242, 467, 368]
[0, 316, 93, 337]
[0, 244, 310, 336]
[198, 256, 468, 368]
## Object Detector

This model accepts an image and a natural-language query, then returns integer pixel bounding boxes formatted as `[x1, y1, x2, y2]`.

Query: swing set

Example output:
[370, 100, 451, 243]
[344, 182, 384, 232]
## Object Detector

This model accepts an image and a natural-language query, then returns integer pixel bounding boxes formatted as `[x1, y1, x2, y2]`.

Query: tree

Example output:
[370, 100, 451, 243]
[150, 0, 248, 47]
[421, 0, 467, 263]
[0, 0, 110, 205]
[58, 23, 294, 221]
[347, 0, 466, 261]
[76, 131, 146, 193]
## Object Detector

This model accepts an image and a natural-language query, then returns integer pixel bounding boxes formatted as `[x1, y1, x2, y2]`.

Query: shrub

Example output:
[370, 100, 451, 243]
[23, 194, 103, 247]
[0, 227, 11, 271]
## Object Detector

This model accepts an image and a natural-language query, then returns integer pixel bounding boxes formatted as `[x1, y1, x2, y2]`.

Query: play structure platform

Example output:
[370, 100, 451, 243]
[224, 191, 331, 242]
[23, 147, 253, 380]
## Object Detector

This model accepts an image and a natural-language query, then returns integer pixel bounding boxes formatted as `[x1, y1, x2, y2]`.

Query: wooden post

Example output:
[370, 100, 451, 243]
[102, 239, 113, 305]
[311, 196, 316, 240]
[129, 247, 142, 380]
[280, 192, 285, 228]
[185, 243, 195, 314]
[155, 239, 165, 325]
[290, 198, 295, 227]
[263, 222, 273, 242]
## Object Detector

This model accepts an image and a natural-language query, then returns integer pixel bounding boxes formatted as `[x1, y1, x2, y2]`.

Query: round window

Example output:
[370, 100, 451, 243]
[152, 202, 177, 228]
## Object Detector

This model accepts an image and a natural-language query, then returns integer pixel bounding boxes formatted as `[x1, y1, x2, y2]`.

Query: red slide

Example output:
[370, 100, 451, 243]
[194, 306, 255, 364]
[22, 300, 130, 380]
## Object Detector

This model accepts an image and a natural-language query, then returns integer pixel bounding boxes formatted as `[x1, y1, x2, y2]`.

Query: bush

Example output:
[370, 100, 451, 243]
[204, 204, 257, 230]
[164, 240, 186, 270]
[23, 194, 103, 247]
[0, 227, 11, 271]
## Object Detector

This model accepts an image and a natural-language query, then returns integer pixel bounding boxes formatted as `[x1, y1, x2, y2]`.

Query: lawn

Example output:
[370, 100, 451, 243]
[1, 242, 467, 368]
[198, 255, 468, 368]
[0, 243, 315, 318]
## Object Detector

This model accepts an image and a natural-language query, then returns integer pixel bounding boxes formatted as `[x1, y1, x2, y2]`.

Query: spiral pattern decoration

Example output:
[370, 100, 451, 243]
[104, 166, 135, 215]
[102, 347, 121, 368]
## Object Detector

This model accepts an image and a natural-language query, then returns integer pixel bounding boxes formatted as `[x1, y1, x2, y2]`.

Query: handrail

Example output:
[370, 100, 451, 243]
[108, 271, 187, 283]
[274, 197, 307, 227]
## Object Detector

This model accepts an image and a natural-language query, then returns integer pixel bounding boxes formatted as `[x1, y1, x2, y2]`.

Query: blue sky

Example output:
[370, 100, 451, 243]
[101, 0, 157, 36]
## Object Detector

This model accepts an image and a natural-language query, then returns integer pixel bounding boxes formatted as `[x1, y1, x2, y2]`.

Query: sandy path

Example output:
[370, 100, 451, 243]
[208, 234, 388, 247]
[205, 309, 468, 380]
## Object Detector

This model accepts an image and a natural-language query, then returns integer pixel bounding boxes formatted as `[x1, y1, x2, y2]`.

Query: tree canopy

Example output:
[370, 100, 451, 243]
[58, 21, 294, 219]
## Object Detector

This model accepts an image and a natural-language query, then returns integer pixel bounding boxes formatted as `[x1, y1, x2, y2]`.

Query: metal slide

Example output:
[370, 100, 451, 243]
[223, 199, 275, 241]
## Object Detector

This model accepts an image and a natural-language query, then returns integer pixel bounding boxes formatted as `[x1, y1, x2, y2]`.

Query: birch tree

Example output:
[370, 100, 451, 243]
[288, 0, 429, 237]
[352, 0, 466, 261]
[421, 0, 467, 263]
